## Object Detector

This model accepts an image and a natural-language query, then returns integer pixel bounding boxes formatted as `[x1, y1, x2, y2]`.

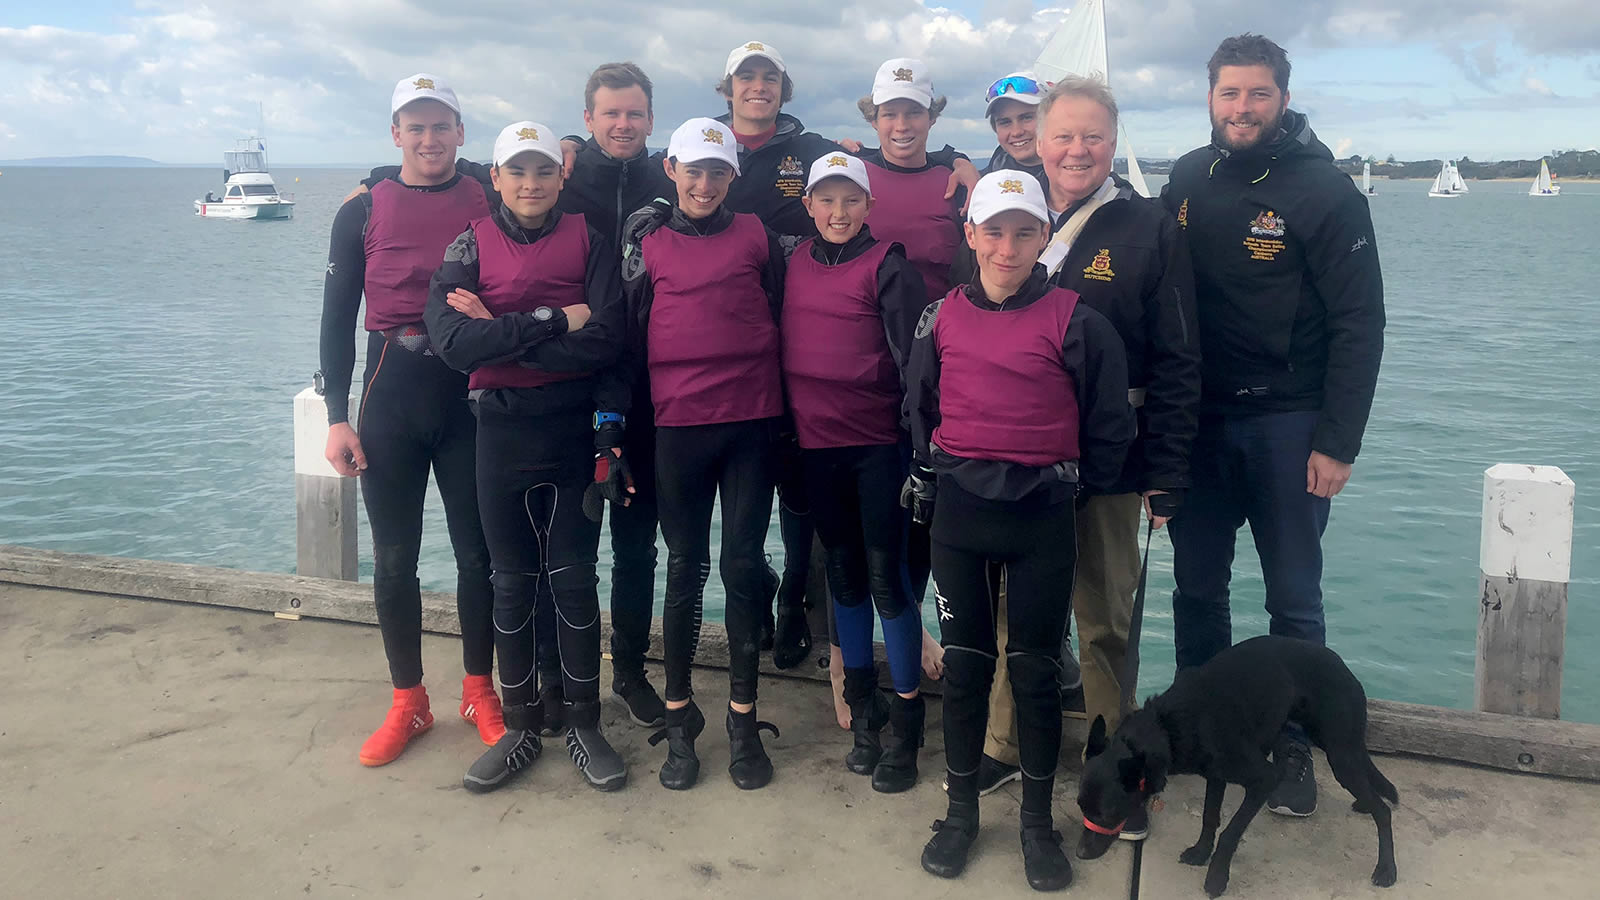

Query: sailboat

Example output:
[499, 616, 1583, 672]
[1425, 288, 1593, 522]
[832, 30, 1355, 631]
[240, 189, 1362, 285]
[1529, 159, 1560, 197]
[1033, 0, 1150, 197]
[1362, 161, 1376, 196]
[1428, 161, 1468, 198]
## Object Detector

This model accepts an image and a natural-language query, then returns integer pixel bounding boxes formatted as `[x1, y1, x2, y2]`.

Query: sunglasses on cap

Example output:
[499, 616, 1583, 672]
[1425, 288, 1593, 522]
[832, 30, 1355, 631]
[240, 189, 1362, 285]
[986, 75, 1045, 102]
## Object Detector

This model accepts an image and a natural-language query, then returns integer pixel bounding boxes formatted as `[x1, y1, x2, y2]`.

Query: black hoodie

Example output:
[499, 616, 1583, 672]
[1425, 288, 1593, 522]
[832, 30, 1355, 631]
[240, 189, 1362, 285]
[1161, 110, 1384, 463]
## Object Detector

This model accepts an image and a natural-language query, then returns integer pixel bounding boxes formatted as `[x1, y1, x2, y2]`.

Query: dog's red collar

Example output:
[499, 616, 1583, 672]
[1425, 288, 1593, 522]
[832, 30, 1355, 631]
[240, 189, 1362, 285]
[1082, 778, 1147, 836]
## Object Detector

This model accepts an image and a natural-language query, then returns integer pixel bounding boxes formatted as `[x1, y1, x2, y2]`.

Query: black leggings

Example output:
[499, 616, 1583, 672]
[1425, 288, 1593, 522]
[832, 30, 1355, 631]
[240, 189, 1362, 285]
[931, 482, 1077, 827]
[605, 414, 663, 677]
[654, 419, 775, 705]
[358, 331, 494, 689]
[475, 407, 602, 707]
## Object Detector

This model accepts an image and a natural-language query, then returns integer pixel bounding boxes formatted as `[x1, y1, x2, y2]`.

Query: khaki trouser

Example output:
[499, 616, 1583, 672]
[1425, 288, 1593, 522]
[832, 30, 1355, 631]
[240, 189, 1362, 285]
[983, 492, 1144, 764]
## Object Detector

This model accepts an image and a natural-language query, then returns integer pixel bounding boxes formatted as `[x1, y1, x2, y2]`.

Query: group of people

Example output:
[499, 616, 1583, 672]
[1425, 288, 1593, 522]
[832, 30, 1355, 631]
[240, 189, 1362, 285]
[317, 31, 1384, 892]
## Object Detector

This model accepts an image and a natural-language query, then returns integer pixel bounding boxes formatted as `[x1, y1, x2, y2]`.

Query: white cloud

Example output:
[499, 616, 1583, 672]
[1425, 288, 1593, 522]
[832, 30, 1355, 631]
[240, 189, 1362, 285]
[1334, 137, 1354, 157]
[1524, 75, 1555, 96]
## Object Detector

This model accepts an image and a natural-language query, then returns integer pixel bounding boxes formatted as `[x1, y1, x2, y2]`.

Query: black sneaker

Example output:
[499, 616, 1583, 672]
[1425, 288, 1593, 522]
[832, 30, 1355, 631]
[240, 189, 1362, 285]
[1267, 738, 1318, 816]
[1021, 827, 1074, 892]
[942, 754, 1021, 796]
[463, 703, 543, 794]
[1117, 801, 1149, 842]
[612, 671, 666, 728]
[1060, 683, 1086, 720]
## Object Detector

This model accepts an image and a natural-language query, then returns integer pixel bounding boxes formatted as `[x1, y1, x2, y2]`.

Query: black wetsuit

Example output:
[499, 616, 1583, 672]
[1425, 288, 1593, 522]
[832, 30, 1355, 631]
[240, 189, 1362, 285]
[319, 174, 497, 689]
[423, 206, 629, 709]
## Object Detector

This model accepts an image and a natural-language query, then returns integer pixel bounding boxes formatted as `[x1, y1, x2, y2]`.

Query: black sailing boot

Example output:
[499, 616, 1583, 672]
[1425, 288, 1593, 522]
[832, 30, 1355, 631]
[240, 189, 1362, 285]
[462, 701, 543, 794]
[564, 700, 627, 792]
[921, 799, 980, 878]
[1021, 826, 1074, 891]
[872, 693, 925, 793]
[843, 665, 890, 775]
[648, 700, 705, 791]
[726, 706, 781, 790]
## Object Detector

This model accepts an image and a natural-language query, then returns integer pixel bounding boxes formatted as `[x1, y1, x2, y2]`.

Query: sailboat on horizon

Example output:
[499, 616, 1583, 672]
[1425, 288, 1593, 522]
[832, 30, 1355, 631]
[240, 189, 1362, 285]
[1529, 159, 1560, 197]
[1032, 0, 1150, 197]
[1428, 160, 1468, 198]
[1362, 160, 1376, 196]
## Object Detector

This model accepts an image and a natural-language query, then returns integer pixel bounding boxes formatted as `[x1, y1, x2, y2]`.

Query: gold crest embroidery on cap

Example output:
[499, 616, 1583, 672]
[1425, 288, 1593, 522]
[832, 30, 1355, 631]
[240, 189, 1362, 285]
[827, 155, 848, 167]
[517, 127, 539, 141]
[413, 77, 435, 90]
[702, 128, 725, 145]
[893, 68, 914, 82]
[999, 179, 1024, 194]
[745, 42, 765, 51]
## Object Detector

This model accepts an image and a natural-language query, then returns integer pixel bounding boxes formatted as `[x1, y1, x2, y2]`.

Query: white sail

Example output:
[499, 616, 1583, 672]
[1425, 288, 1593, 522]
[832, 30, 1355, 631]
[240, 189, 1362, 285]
[1451, 163, 1469, 193]
[1428, 161, 1456, 197]
[1033, 0, 1151, 197]
[1530, 159, 1556, 196]
[1362, 161, 1372, 193]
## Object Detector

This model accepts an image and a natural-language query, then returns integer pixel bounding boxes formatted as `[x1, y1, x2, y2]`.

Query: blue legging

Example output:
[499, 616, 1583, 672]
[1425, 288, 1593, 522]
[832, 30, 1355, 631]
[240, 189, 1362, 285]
[803, 443, 922, 694]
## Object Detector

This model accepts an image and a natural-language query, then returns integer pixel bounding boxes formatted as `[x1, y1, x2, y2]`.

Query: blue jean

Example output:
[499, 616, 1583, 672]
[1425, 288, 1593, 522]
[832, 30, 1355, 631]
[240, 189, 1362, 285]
[1169, 411, 1331, 671]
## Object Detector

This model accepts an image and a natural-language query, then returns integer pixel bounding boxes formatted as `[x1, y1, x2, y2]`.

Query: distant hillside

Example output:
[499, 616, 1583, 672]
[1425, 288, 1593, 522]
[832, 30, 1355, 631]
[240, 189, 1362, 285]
[1338, 149, 1600, 180]
[0, 155, 169, 167]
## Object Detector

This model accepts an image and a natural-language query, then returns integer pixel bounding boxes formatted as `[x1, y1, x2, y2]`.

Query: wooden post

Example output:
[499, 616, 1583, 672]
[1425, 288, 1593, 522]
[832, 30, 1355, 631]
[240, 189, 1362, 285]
[1476, 464, 1574, 718]
[294, 387, 358, 581]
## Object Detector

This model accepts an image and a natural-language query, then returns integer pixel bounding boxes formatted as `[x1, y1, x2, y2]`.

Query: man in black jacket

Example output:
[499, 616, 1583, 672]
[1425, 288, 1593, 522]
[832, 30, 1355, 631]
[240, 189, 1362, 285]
[1160, 34, 1385, 819]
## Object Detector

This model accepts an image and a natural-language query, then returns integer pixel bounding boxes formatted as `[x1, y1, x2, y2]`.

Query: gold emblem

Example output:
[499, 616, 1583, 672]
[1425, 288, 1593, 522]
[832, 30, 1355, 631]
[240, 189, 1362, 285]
[1083, 248, 1115, 282]
[517, 127, 539, 141]
[413, 77, 435, 90]
[999, 179, 1024, 194]
[745, 42, 765, 51]
[702, 128, 725, 145]
[1177, 197, 1188, 229]
[827, 155, 849, 167]
[893, 68, 914, 82]
[1249, 210, 1285, 237]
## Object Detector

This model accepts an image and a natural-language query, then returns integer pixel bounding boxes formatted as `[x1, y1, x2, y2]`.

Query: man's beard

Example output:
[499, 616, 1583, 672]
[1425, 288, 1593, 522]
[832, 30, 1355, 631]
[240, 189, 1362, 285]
[1209, 103, 1285, 153]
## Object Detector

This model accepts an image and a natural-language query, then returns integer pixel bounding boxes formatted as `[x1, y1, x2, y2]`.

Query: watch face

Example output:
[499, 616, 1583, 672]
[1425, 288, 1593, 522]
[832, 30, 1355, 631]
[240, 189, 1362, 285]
[534, 306, 553, 322]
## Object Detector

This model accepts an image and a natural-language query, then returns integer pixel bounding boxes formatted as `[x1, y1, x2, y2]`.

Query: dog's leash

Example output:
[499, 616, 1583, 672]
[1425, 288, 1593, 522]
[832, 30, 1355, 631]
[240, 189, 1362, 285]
[1124, 519, 1154, 900]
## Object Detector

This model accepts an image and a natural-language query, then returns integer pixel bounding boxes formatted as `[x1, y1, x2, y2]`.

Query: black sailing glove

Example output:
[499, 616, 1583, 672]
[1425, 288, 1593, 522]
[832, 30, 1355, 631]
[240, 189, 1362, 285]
[1146, 489, 1184, 520]
[582, 421, 634, 523]
[899, 460, 936, 526]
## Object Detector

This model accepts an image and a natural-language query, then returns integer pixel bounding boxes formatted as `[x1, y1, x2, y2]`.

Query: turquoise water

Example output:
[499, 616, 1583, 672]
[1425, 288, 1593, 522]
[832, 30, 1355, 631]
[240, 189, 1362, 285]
[0, 167, 1595, 721]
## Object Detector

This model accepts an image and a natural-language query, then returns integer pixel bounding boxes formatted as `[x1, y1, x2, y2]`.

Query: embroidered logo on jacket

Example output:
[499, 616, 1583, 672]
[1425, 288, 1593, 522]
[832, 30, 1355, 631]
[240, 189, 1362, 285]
[778, 155, 804, 177]
[702, 128, 725, 145]
[893, 68, 914, 82]
[1249, 210, 1285, 237]
[1177, 197, 1188, 229]
[517, 127, 539, 141]
[999, 179, 1024, 194]
[1083, 248, 1115, 282]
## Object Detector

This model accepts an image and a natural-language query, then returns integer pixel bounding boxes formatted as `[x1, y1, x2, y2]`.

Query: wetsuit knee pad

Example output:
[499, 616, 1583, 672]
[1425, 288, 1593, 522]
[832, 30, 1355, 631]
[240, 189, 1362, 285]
[941, 647, 997, 695]
[452, 545, 492, 580]
[823, 547, 867, 608]
[663, 553, 709, 605]
[371, 541, 422, 584]
[547, 561, 598, 594]
[1006, 652, 1063, 696]
[864, 549, 915, 620]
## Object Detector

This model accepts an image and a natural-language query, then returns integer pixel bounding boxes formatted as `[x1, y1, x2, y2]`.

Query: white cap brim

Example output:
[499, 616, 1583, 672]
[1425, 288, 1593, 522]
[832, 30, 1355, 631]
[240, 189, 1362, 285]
[984, 92, 1043, 116]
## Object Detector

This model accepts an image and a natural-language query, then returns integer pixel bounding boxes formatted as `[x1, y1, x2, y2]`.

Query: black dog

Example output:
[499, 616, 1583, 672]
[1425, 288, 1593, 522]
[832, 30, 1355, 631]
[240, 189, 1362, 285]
[1076, 635, 1398, 896]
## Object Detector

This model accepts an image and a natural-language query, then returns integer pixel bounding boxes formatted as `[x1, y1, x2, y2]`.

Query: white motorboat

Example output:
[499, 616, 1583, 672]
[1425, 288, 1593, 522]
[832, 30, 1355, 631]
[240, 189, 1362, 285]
[194, 139, 294, 219]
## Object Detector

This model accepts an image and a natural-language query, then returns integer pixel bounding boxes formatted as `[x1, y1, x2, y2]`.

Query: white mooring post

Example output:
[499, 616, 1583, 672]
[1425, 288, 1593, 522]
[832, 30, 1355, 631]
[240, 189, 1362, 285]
[1475, 464, 1575, 718]
[294, 387, 358, 581]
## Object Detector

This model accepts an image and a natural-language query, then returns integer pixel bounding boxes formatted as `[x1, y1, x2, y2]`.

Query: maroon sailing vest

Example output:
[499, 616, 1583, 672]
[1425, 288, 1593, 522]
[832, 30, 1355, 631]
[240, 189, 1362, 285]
[781, 239, 898, 449]
[862, 160, 960, 304]
[643, 213, 783, 427]
[932, 286, 1082, 466]
[468, 213, 591, 391]
[362, 177, 491, 331]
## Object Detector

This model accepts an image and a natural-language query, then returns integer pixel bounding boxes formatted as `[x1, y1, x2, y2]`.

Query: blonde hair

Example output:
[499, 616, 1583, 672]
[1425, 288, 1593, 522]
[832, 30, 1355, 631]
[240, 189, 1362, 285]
[1037, 75, 1119, 127]
[857, 95, 949, 124]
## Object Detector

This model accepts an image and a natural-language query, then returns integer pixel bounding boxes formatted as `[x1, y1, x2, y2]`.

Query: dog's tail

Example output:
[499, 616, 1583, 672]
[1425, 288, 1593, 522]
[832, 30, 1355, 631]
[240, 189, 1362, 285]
[1368, 758, 1399, 805]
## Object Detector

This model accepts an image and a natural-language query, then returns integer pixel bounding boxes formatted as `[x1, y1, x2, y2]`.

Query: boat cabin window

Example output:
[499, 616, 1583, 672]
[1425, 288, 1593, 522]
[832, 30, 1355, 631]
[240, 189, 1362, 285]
[226, 185, 244, 198]
[240, 184, 278, 196]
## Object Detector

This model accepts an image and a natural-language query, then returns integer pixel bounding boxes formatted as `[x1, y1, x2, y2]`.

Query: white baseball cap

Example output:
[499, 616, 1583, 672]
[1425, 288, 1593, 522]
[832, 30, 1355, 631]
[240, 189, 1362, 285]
[492, 121, 562, 168]
[871, 58, 934, 109]
[725, 40, 786, 77]
[984, 71, 1048, 116]
[667, 117, 741, 174]
[805, 153, 871, 196]
[391, 72, 460, 116]
[968, 170, 1050, 226]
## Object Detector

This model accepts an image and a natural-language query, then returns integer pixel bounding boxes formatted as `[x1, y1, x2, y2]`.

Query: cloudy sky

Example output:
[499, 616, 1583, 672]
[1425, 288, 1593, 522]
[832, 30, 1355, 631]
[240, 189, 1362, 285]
[2, 1, 1596, 164]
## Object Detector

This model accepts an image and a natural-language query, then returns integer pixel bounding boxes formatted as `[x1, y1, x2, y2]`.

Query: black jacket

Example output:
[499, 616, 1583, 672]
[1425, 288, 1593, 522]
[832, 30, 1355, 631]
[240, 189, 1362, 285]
[905, 266, 1135, 505]
[949, 176, 1201, 495]
[714, 112, 843, 243]
[556, 139, 675, 249]
[423, 205, 630, 419]
[1161, 110, 1385, 463]
[982, 145, 1048, 191]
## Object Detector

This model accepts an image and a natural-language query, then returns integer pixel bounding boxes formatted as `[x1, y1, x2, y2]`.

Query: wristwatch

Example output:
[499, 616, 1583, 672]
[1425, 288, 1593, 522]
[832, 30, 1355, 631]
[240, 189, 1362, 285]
[594, 411, 625, 430]
[532, 306, 555, 322]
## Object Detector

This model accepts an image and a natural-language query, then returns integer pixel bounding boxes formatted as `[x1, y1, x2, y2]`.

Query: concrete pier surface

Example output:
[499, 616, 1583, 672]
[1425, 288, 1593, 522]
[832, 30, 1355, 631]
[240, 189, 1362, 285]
[4, 583, 1598, 899]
